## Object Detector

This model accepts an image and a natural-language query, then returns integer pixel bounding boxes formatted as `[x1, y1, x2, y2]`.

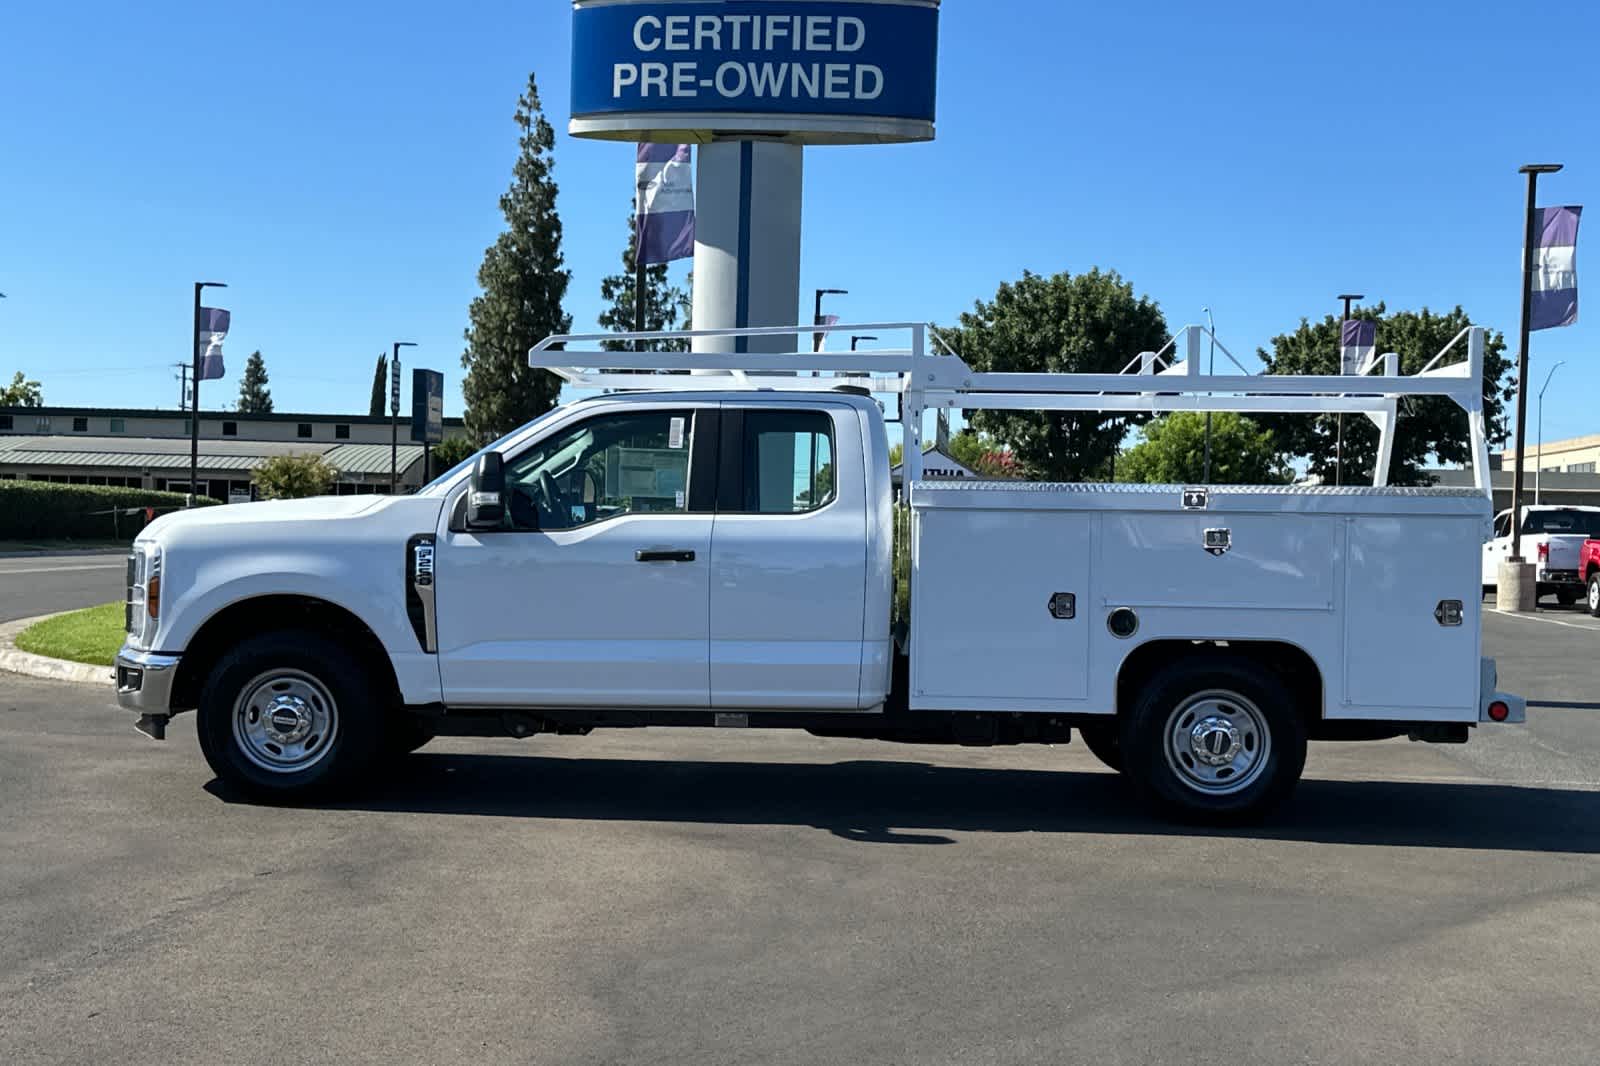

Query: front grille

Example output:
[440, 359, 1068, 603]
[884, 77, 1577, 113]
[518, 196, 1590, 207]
[125, 551, 137, 633]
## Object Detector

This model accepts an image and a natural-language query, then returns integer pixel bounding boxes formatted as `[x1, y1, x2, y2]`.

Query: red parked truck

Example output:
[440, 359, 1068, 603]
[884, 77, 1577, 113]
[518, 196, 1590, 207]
[1581, 539, 1600, 615]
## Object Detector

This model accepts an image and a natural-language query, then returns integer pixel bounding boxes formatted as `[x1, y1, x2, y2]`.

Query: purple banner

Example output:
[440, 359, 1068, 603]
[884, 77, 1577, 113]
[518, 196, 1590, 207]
[636, 143, 695, 266]
[1531, 205, 1581, 331]
[198, 306, 230, 381]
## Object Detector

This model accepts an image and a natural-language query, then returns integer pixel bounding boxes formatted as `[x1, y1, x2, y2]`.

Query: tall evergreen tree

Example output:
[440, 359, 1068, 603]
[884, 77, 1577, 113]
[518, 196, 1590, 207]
[462, 73, 572, 443]
[598, 206, 690, 352]
[369, 353, 388, 417]
[237, 351, 273, 413]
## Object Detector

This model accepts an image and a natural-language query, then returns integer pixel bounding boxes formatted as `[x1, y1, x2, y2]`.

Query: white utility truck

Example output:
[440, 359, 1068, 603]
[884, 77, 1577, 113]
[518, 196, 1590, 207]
[116, 322, 1524, 823]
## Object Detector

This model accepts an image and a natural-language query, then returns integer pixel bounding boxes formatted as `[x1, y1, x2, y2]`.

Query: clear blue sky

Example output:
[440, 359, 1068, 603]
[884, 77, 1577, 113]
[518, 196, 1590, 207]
[2, 1, 1597, 444]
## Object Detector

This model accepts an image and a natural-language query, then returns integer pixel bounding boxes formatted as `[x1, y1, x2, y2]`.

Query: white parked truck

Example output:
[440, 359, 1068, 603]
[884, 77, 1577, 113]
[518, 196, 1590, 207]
[116, 321, 1525, 823]
[1481, 504, 1600, 604]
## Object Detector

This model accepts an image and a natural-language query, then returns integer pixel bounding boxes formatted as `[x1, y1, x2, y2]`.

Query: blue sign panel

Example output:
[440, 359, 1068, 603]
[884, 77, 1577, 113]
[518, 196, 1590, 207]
[571, 0, 939, 145]
[410, 369, 444, 444]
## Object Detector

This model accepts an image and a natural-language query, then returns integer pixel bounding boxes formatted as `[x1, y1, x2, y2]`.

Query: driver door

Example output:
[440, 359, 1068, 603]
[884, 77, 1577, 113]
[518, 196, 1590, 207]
[434, 405, 714, 708]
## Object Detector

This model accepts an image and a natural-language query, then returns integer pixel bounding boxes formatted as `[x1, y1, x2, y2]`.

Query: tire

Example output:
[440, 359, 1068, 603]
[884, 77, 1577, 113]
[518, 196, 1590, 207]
[196, 630, 383, 801]
[1557, 587, 1580, 606]
[1119, 655, 1307, 825]
[1077, 723, 1122, 772]
[1588, 574, 1600, 617]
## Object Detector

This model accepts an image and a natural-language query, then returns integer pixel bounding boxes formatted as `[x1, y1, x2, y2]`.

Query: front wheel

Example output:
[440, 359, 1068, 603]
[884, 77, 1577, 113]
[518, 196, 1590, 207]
[1120, 656, 1307, 825]
[196, 630, 382, 801]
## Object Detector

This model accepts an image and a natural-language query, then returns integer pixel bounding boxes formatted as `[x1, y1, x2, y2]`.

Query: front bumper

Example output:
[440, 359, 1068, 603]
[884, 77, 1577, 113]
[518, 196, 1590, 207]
[115, 645, 181, 733]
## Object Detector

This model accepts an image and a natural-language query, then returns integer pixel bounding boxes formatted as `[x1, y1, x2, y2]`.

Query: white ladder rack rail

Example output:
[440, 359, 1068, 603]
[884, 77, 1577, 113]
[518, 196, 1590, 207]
[528, 321, 1492, 493]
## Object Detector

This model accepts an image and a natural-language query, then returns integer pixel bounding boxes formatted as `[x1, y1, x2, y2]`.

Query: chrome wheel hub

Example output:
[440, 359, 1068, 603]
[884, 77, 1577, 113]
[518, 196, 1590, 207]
[233, 669, 339, 774]
[1164, 691, 1271, 796]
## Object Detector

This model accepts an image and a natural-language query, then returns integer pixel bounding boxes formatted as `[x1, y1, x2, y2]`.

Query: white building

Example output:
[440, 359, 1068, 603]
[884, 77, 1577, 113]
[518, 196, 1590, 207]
[0, 405, 468, 499]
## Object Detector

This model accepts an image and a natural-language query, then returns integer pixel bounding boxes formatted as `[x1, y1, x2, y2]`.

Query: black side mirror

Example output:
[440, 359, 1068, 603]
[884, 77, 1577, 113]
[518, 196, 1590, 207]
[467, 452, 506, 530]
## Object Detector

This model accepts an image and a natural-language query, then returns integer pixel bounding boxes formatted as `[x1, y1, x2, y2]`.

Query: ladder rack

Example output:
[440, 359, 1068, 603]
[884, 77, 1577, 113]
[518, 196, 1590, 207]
[528, 321, 1491, 493]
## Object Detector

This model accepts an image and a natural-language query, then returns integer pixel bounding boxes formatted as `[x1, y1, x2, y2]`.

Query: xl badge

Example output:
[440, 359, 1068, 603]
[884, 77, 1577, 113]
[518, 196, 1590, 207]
[1203, 528, 1232, 556]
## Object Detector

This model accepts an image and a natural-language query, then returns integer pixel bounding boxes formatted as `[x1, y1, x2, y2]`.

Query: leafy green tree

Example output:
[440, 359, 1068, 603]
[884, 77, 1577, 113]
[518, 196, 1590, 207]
[237, 350, 273, 413]
[937, 269, 1169, 482]
[369, 353, 388, 417]
[1, 371, 43, 407]
[254, 454, 339, 499]
[598, 207, 690, 352]
[461, 72, 572, 443]
[1258, 305, 1511, 485]
[429, 434, 476, 473]
[1116, 411, 1291, 485]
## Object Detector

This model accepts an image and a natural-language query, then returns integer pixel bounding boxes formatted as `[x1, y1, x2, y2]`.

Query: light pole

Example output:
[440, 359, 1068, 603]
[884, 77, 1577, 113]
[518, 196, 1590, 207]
[390, 341, 417, 493]
[1201, 307, 1215, 483]
[1536, 360, 1566, 505]
[1509, 164, 1564, 569]
[1334, 293, 1365, 487]
[814, 288, 847, 352]
[850, 335, 877, 351]
[189, 281, 227, 506]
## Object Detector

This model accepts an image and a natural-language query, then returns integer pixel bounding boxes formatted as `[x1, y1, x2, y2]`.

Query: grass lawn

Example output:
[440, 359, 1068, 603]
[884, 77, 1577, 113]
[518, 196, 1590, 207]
[15, 602, 126, 667]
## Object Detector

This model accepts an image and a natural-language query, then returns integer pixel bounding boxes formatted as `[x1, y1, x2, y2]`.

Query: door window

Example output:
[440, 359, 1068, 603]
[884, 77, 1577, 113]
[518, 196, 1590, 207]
[1493, 513, 1512, 539]
[739, 410, 835, 514]
[504, 410, 694, 531]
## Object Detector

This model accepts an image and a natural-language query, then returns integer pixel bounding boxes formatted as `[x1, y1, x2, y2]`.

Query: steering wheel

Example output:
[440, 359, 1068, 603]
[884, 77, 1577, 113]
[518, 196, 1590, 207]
[535, 470, 565, 527]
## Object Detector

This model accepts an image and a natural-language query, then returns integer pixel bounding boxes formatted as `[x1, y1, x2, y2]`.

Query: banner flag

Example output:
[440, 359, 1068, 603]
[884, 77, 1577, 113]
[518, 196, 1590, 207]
[198, 307, 230, 380]
[1340, 319, 1376, 375]
[1531, 205, 1582, 331]
[636, 144, 695, 265]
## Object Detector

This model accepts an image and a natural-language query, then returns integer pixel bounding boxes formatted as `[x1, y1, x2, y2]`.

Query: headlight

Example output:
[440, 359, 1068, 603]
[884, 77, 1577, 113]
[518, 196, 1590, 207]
[127, 545, 162, 649]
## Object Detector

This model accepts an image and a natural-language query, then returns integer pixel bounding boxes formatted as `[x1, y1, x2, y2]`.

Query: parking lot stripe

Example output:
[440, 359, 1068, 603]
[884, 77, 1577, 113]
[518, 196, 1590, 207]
[1487, 608, 1600, 632]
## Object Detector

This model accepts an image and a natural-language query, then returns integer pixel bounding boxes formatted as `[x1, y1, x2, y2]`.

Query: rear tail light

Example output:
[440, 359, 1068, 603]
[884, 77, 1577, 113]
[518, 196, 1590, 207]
[1537, 542, 1550, 562]
[1488, 701, 1510, 722]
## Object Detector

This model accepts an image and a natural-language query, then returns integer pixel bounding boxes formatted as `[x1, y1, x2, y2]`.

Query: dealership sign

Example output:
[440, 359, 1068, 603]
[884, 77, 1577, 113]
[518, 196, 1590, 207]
[570, 0, 940, 144]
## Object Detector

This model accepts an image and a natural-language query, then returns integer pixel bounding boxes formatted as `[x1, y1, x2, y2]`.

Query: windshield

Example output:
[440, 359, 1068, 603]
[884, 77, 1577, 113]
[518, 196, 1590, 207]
[416, 408, 566, 495]
[1522, 509, 1600, 537]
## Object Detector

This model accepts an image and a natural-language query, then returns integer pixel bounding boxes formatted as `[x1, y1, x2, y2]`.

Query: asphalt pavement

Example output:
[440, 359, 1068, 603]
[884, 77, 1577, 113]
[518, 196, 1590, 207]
[1, 608, 1597, 1065]
[0, 551, 126, 623]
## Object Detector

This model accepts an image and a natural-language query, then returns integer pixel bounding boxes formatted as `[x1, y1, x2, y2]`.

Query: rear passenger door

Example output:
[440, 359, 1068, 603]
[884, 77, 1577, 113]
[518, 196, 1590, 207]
[709, 404, 869, 710]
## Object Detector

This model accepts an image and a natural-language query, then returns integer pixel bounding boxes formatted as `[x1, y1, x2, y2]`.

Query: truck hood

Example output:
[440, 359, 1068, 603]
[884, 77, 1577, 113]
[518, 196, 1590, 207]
[138, 493, 444, 546]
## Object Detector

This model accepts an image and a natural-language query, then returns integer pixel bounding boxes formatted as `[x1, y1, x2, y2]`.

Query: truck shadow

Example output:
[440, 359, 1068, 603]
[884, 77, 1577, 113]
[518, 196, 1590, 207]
[211, 753, 1600, 853]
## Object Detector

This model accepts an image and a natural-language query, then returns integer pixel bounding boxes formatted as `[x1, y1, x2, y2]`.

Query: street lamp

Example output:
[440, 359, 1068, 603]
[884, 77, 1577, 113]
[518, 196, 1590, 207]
[390, 341, 417, 493]
[189, 281, 227, 506]
[850, 335, 877, 351]
[1201, 307, 1215, 483]
[814, 288, 847, 352]
[1508, 163, 1565, 570]
[1536, 360, 1566, 505]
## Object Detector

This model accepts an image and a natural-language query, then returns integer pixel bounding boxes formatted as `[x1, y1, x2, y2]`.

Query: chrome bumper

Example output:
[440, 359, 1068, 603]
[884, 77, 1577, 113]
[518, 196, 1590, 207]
[115, 645, 181, 735]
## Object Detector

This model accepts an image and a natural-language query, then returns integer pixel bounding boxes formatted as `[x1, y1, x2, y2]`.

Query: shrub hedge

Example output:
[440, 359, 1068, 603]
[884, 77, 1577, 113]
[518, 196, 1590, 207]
[0, 480, 219, 541]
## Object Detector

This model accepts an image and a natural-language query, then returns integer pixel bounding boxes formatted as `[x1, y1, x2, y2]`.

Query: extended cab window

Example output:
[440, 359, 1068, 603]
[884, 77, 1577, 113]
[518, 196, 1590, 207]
[504, 410, 694, 531]
[741, 410, 835, 514]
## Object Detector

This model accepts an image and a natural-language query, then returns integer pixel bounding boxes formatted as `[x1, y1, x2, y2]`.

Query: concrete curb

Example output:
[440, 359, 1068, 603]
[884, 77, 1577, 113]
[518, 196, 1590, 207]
[0, 613, 114, 687]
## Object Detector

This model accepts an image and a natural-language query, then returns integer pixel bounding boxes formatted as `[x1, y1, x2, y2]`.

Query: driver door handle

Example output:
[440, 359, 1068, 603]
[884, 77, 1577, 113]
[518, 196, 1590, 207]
[636, 549, 696, 563]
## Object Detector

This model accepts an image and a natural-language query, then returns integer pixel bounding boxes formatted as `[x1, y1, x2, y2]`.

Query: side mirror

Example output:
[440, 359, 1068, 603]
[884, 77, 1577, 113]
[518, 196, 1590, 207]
[467, 452, 506, 530]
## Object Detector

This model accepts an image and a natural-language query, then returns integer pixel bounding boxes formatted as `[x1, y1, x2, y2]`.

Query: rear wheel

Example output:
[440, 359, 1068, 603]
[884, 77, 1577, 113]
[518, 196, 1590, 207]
[197, 630, 382, 801]
[1557, 587, 1580, 606]
[1120, 656, 1306, 825]
[1588, 574, 1600, 617]
[1077, 723, 1122, 772]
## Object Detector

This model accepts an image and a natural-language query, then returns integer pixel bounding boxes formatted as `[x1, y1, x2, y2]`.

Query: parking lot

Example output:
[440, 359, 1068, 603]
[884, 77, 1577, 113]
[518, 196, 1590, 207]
[2, 604, 1597, 1064]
